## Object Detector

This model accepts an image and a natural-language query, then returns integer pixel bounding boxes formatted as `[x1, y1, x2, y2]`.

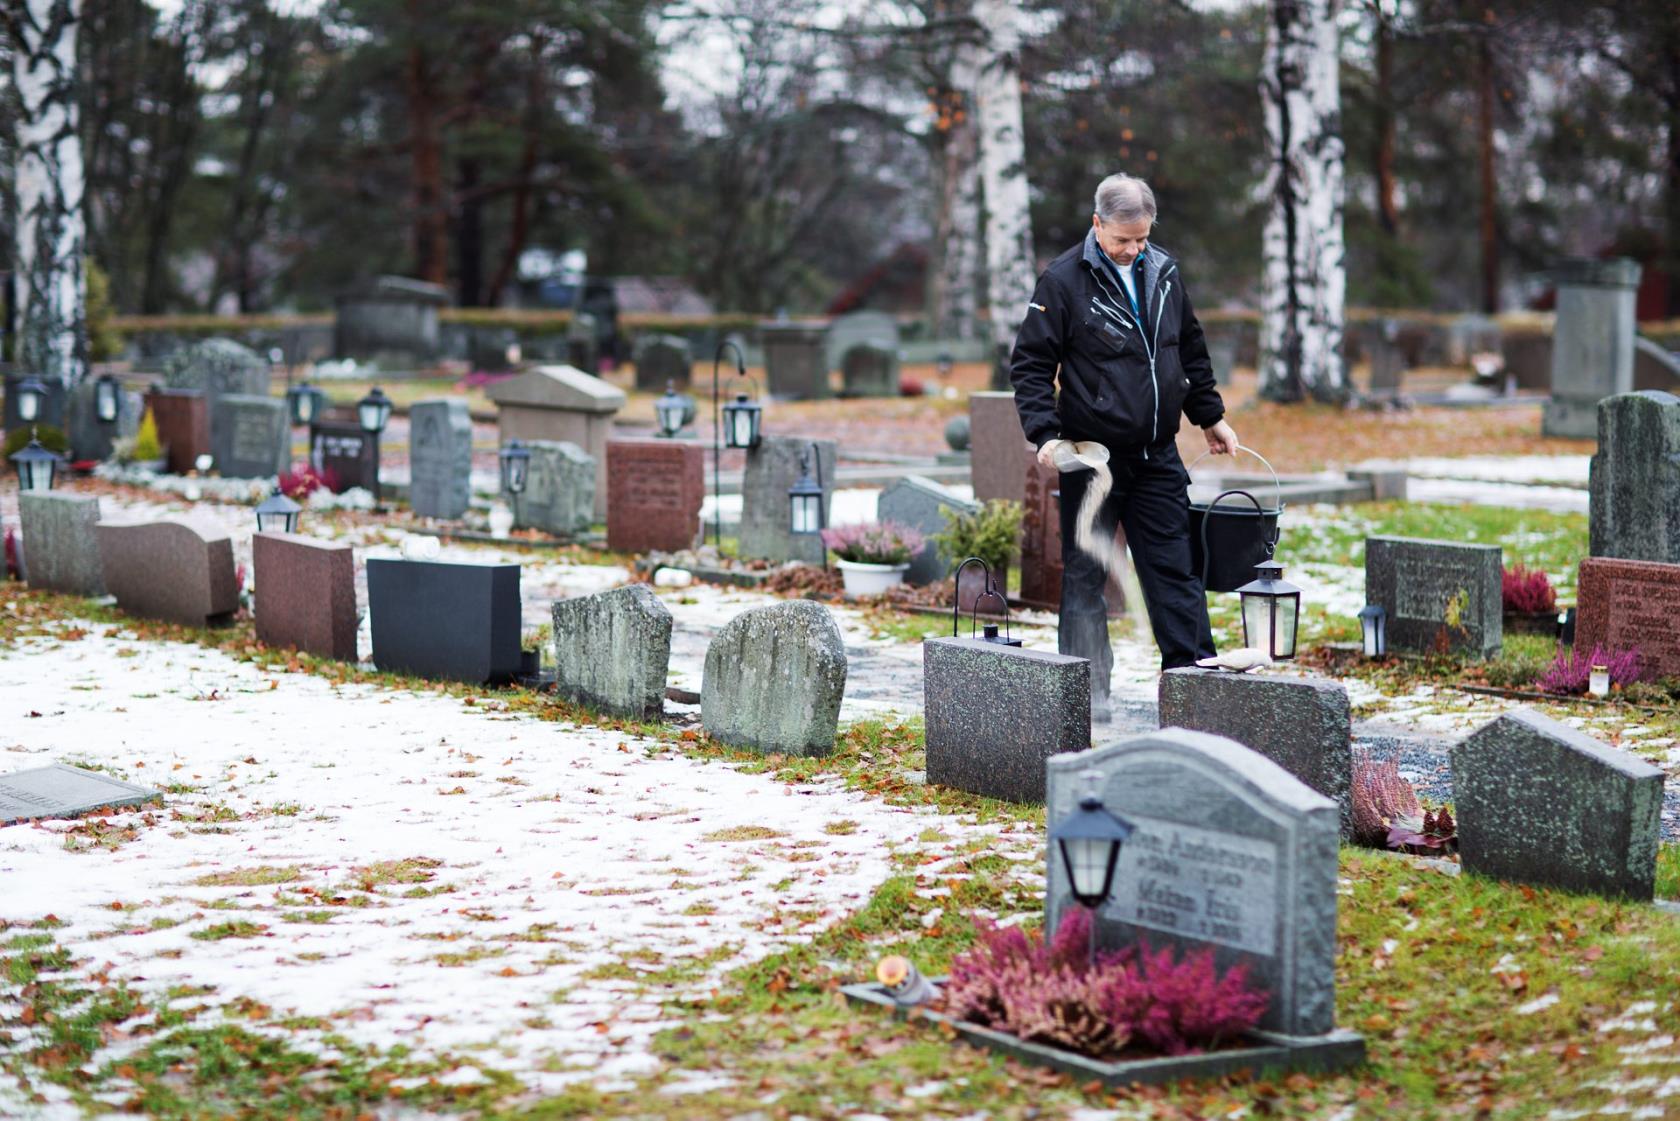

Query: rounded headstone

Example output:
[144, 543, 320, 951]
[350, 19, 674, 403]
[702, 599, 848, 757]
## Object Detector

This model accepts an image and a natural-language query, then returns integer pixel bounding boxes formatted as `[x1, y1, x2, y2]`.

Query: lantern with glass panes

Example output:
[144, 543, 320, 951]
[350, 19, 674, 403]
[357, 387, 393, 434]
[94, 374, 121, 424]
[710, 339, 764, 544]
[1357, 604, 1387, 658]
[498, 439, 531, 496]
[14, 376, 48, 425]
[1052, 769, 1135, 918]
[255, 487, 302, 534]
[655, 381, 695, 438]
[286, 382, 327, 427]
[1236, 558, 1302, 661]
[788, 445, 825, 539]
[10, 436, 62, 492]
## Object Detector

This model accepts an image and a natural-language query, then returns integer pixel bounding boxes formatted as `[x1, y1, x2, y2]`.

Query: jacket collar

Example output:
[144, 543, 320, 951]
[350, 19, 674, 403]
[1082, 228, 1170, 299]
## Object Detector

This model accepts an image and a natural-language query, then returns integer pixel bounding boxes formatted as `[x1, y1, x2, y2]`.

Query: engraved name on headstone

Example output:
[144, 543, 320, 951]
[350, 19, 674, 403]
[1112, 816, 1279, 956]
[0, 764, 159, 825]
[1575, 557, 1680, 679]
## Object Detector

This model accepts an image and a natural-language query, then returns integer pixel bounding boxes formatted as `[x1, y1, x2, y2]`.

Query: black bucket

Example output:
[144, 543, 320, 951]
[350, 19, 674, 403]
[1186, 446, 1283, 593]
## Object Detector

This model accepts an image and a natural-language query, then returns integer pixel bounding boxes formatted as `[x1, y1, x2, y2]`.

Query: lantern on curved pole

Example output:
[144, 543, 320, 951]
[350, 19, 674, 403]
[710, 339, 764, 545]
[14, 376, 48, 425]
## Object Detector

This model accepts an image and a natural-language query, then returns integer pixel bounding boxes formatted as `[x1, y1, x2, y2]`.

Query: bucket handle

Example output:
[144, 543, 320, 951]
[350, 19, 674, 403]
[1198, 489, 1278, 584]
[1187, 443, 1283, 513]
[951, 556, 1014, 641]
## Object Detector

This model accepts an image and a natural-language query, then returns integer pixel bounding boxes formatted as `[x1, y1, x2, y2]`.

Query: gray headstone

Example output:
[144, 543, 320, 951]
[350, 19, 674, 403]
[0, 764, 159, 825]
[1047, 730, 1340, 1036]
[551, 584, 673, 719]
[1158, 669, 1353, 838]
[66, 378, 141, 462]
[875, 475, 978, 585]
[1368, 335, 1405, 394]
[702, 600, 848, 757]
[924, 636, 1089, 802]
[825, 310, 900, 372]
[1365, 536, 1502, 658]
[1543, 257, 1642, 438]
[19, 493, 105, 597]
[759, 321, 831, 399]
[161, 338, 270, 409]
[1452, 708, 1663, 900]
[1588, 391, 1680, 564]
[513, 440, 595, 535]
[210, 394, 289, 478]
[567, 311, 599, 374]
[334, 275, 449, 361]
[408, 398, 473, 520]
[840, 342, 900, 398]
[738, 435, 837, 565]
[634, 334, 694, 391]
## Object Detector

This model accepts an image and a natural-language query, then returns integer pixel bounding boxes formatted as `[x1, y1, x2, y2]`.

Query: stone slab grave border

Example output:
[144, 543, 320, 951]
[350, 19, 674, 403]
[1, 764, 161, 826]
[841, 982, 1365, 1087]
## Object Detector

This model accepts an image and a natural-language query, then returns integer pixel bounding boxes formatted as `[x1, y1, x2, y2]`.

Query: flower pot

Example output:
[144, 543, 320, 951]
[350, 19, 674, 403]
[836, 558, 909, 597]
[957, 561, 1010, 615]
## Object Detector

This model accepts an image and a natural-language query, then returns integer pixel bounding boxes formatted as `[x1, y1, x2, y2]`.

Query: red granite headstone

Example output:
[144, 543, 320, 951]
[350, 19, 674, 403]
[1017, 458, 1127, 617]
[969, 391, 1034, 505]
[606, 438, 706, 553]
[1575, 557, 1680, 679]
[95, 518, 238, 626]
[252, 532, 358, 660]
[144, 388, 210, 475]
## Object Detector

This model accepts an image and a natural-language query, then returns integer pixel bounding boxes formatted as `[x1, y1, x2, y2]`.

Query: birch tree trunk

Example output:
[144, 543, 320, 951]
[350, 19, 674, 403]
[5, 0, 86, 386]
[972, 0, 1035, 388]
[1258, 0, 1345, 403]
[927, 42, 981, 341]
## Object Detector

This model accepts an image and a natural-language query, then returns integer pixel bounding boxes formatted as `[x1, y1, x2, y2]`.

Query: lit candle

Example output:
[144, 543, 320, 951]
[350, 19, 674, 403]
[1588, 664, 1610, 698]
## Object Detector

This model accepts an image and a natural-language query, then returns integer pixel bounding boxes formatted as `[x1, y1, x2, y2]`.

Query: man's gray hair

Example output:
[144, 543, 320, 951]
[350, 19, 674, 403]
[1094, 173, 1157, 226]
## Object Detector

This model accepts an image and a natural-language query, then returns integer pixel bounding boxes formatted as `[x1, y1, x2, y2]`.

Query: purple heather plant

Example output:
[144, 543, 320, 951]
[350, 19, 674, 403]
[1534, 643, 1644, 696]
[819, 520, 925, 566]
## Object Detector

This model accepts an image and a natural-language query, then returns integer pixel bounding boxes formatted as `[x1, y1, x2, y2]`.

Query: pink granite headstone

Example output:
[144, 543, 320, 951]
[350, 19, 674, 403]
[96, 519, 238, 626]
[252, 532, 358, 660]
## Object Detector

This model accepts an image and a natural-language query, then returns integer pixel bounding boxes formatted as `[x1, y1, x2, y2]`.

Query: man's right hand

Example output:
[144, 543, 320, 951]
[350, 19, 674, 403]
[1036, 439, 1062, 468]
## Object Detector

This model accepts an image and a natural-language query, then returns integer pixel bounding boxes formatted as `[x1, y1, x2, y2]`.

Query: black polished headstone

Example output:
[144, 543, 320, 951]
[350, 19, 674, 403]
[309, 418, 380, 494]
[366, 558, 522, 684]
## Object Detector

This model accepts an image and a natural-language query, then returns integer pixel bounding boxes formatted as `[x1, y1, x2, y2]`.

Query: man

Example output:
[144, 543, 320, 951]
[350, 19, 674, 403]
[1009, 173, 1238, 719]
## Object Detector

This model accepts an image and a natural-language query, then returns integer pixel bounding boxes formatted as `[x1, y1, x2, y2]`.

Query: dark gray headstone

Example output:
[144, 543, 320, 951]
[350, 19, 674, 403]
[551, 584, 672, 719]
[513, 440, 594, 536]
[923, 636, 1089, 802]
[1588, 391, 1680, 564]
[19, 493, 105, 597]
[66, 378, 141, 462]
[1543, 257, 1642, 438]
[825, 310, 900, 372]
[366, 558, 521, 684]
[634, 334, 694, 391]
[0, 764, 159, 825]
[876, 475, 978, 586]
[1047, 730, 1340, 1037]
[567, 311, 599, 374]
[1452, 708, 1663, 900]
[408, 399, 472, 519]
[1158, 669, 1353, 838]
[702, 600, 848, 756]
[309, 420, 379, 494]
[1365, 536, 1502, 658]
[738, 436, 837, 565]
[840, 342, 900, 398]
[334, 275, 449, 361]
[161, 338, 270, 409]
[760, 321, 830, 399]
[211, 394, 289, 478]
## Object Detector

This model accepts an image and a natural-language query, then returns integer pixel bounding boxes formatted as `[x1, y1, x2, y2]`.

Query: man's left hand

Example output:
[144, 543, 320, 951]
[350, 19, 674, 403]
[1203, 419, 1238, 455]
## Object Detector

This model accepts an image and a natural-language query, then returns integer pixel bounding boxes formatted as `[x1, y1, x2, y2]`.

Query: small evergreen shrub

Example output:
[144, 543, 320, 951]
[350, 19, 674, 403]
[931, 499, 1022, 570]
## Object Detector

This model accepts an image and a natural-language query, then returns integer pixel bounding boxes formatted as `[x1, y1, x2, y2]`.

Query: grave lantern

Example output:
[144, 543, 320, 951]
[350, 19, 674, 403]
[285, 382, 327, 427]
[1236, 558, 1302, 661]
[788, 445, 824, 537]
[1357, 604, 1387, 658]
[14, 376, 48, 424]
[721, 392, 761, 450]
[10, 437, 61, 492]
[94, 374, 121, 424]
[952, 557, 1022, 647]
[1051, 769, 1135, 911]
[710, 339, 765, 546]
[357, 387, 393, 434]
[936, 350, 953, 380]
[255, 487, 302, 534]
[655, 381, 692, 438]
[498, 439, 531, 496]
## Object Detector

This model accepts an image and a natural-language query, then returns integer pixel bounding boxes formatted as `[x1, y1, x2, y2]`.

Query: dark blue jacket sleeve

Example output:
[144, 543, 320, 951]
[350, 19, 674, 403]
[1008, 272, 1069, 449]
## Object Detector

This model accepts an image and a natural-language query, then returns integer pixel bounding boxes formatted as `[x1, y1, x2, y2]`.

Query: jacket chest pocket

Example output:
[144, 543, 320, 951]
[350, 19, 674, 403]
[1079, 312, 1132, 359]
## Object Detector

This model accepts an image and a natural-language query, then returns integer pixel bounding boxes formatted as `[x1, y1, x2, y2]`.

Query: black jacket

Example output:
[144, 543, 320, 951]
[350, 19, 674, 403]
[1009, 231, 1224, 455]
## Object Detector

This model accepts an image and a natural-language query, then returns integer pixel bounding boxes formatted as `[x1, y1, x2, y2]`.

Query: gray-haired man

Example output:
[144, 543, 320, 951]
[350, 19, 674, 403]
[1008, 173, 1238, 718]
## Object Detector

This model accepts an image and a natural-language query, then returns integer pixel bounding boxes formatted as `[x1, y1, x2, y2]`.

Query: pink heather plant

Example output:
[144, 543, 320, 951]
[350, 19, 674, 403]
[1501, 564, 1557, 614]
[1534, 643, 1644, 696]
[819, 520, 925, 566]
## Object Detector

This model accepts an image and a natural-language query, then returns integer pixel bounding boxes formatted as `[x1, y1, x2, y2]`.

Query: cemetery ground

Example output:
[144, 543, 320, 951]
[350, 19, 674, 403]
[6, 389, 1680, 1119]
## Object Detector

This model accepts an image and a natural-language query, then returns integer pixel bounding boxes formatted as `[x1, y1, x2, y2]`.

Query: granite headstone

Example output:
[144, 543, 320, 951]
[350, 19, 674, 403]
[211, 394, 289, 478]
[66, 377, 141, 462]
[550, 584, 673, 719]
[366, 558, 522, 684]
[969, 391, 1033, 505]
[252, 532, 359, 660]
[309, 419, 380, 494]
[1017, 457, 1063, 610]
[824, 309, 900, 372]
[840, 342, 900, 398]
[161, 337, 270, 409]
[605, 438, 706, 553]
[0, 764, 159, 826]
[512, 440, 595, 536]
[407, 398, 473, 519]
[875, 475, 978, 586]
[633, 334, 694, 391]
[1543, 257, 1642, 439]
[1587, 391, 1680, 564]
[702, 600, 848, 757]
[738, 435, 837, 565]
[487, 365, 625, 519]
[1365, 536, 1502, 658]
[1573, 556, 1680, 680]
[144, 388, 211, 475]
[97, 518, 239, 626]
[759, 320, 831, 399]
[19, 492, 105, 597]
[334, 275, 449, 361]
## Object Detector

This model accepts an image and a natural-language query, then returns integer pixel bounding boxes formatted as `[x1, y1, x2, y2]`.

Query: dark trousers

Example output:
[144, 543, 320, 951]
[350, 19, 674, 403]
[1057, 443, 1215, 696]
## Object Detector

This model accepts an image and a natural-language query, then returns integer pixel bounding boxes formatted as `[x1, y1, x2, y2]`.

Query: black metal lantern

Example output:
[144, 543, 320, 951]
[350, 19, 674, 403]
[357, 387, 393, 434]
[710, 339, 763, 546]
[952, 557, 1022, 646]
[655, 381, 693, 438]
[1051, 770, 1135, 910]
[1357, 604, 1387, 658]
[286, 382, 327, 427]
[721, 391, 761, 450]
[10, 438, 61, 493]
[255, 487, 302, 534]
[499, 439, 531, 495]
[936, 350, 954, 380]
[1237, 559, 1302, 661]
[94, 374, 120, 424]
[14, 376, 48, 424]
[788, 446, 824, 537]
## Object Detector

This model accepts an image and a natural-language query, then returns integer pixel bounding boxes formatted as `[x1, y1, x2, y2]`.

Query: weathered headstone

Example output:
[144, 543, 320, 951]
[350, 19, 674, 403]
[211, 394, 289, 478]
[825, 309, 900, 372]
[512, 440, 595, 536]
[0, 764, 159, 826]
[1158, 669, 1353, 837]
[875, 475, 977, 586]
[1574, 556, 1680, 680]
[1452, 708, 1663, 900]
[759, 320, 831, 399]
[366, 559, 521, 684]
[605, 438, 706, 553]
[550, 584, 673, 719]
[1046, 730, 1341, 1037]
[923, 637, 1090, 802]
[738, 435, 837, 566]
[1543, 257, 1642, 439]
[487, 365, 625, 518]
[840, 342, 900, 398]
[1368, 327, 1405, 395]
[309, 419, 379, 494]
[66, 377, 141, 462]
[969, 391, 1033, 505]
[96, 519, 239, 626]
[1587, 391, 1680, 563]
[144, 387, 211, 475]
[633, 334, 694, 391]
[334, 275, 450, 362]
[161, 338, 270, 409]
[702, 600, 848, 756]
[19, 493, 105, 597]
[252, 532, 358, 660]
[1365, 536, 1502, 658]
[567, 311, 599, 374]
[408, 399, 473, 519]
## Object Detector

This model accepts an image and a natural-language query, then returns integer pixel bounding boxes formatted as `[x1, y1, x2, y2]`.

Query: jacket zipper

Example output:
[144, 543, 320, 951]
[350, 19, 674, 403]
[1149, 274, 1174, 447]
